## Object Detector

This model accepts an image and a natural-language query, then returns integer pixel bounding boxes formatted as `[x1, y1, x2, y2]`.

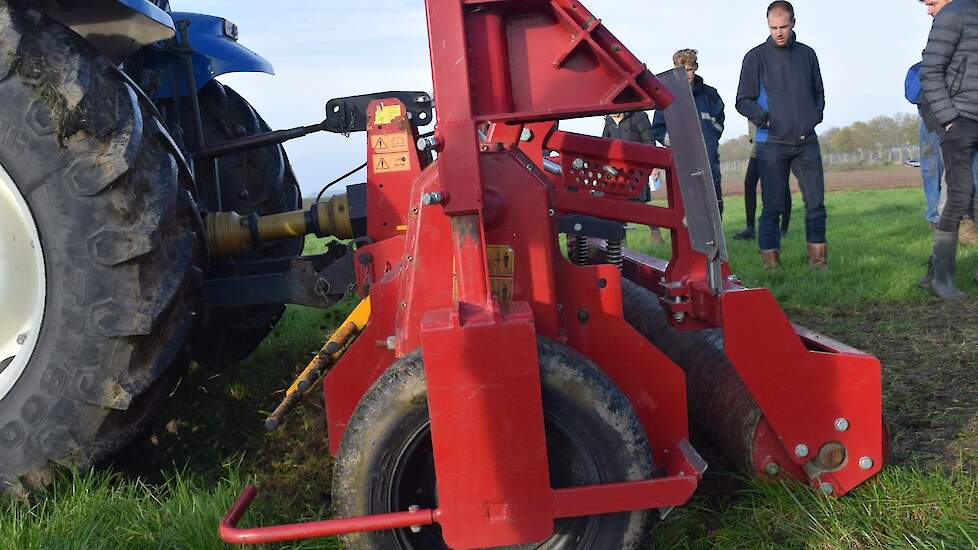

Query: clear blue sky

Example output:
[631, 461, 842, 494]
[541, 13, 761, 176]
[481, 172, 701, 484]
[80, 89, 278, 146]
[180, 1, 936, 196]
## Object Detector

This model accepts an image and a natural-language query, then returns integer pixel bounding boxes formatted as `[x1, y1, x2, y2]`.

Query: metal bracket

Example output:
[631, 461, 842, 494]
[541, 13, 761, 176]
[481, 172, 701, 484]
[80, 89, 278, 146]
[204, 244, 356, 309]
[657, 68, 727, 263]
[556, 214, 626, 241]
[325, 91, 433, 134]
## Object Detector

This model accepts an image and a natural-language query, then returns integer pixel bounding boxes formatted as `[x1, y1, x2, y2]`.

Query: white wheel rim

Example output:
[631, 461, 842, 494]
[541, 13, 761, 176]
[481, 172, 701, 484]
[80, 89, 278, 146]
[0, 162, 45, 401]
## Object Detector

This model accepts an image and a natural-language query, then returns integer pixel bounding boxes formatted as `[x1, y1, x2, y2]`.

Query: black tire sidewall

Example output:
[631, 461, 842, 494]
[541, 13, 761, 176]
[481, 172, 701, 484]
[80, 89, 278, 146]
[0, 6, 196, 491]
[332, 339, 653, 550]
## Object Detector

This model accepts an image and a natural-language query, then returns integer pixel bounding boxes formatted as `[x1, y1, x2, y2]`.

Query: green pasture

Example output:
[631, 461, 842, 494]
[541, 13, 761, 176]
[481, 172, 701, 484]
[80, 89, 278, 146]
[3, 187, 978, 549]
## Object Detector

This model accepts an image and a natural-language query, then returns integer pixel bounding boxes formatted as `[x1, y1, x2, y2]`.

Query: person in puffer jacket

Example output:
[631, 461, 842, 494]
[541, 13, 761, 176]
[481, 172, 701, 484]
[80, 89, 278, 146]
[603, 110, 664, 243]
[736, 1, 827, 271]
[918, 0, 978, 299]
[652, 49, 726, 216]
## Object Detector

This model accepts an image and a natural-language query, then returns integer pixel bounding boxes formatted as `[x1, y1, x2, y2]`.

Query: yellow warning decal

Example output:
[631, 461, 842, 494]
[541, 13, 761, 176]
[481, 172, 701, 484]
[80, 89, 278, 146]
[375, 104, 403, 125]
[374, 153, 411, 173]
[490, 277, 514, 304]
[486, 245, 515, 276]
[371, 132, 411, 153]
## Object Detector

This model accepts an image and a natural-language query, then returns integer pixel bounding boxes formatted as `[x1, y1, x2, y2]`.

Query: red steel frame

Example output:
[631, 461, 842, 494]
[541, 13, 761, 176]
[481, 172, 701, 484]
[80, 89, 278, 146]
[221, 0, 884, 546]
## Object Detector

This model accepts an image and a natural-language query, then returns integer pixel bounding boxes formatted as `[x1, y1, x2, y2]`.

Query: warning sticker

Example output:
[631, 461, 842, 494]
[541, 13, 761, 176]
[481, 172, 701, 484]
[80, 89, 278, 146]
[490, 277, 514, 304]
[374, 104, 403, 125]
[374, 153, 411, 173]
[486, 245, 515, 276]
[371, 132, 411, 153]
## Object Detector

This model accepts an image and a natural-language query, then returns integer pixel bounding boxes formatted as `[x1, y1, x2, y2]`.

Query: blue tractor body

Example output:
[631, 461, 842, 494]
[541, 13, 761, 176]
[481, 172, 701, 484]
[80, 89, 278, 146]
[147, 12, 275, 99]
[47, 1, 273, 100]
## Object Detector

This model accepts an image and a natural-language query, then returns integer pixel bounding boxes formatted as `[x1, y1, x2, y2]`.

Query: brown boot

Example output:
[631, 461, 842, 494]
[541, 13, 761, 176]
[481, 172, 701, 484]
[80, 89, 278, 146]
[649, 227, 664, 245]
[761, 249, 782, 271]
[959, 218, 978, 247]
[807, 243, 828, 271]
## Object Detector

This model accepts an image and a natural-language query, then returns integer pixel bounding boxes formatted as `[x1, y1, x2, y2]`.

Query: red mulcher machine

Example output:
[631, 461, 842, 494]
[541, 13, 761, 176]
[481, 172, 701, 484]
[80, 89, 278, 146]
[217, 0, 885, 548]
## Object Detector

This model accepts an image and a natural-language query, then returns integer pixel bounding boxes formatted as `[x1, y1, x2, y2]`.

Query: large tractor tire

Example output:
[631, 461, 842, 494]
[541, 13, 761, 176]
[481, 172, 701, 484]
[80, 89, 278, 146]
[176, 81, 303, 368]
[0, 4, 198, 493]
[332, 338, 654, 550]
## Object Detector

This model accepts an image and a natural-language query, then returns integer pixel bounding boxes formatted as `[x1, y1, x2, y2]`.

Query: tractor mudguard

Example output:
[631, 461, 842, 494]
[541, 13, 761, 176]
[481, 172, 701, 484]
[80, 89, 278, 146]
[149, 12, 274, 99]
[40, 0, 175, 63]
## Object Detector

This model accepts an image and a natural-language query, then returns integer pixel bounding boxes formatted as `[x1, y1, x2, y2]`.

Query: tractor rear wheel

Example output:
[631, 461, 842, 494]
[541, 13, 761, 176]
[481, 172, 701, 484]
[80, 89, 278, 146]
[0, 4, 198, 493]
[332, 338, 654, 550]
[177, 81, 303, 368]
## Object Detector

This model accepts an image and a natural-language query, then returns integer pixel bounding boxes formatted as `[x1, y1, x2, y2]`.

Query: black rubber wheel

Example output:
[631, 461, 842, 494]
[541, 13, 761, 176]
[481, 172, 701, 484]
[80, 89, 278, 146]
[0, 4, 198, 494]
[174, 80, 303, 368]
[332, 338, 654, 550]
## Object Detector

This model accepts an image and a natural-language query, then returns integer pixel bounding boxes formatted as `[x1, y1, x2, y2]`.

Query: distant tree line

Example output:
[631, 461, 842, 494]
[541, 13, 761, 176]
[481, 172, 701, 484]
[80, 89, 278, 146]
[719, 113, 920, 162]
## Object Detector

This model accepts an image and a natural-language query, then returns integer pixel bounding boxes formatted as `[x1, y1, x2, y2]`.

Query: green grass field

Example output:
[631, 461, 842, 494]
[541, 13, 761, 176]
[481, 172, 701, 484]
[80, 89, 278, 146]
[3, 187, 978, 549]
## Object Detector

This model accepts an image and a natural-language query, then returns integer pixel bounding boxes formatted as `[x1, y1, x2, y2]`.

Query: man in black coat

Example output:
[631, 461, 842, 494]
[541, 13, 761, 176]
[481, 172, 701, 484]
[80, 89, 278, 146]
[736, 1, 827, 271]
[918, 0, 978, 299]
[602, 111, 663, 242]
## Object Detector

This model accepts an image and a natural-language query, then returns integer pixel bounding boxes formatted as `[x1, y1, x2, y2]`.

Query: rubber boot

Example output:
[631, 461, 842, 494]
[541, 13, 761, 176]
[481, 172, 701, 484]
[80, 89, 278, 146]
[807, 243, 828, 271]
[959, 217, 978, 247]
[733, 227, 755, 240]
[923, 230, 966, 300]
[760, 249, 781, 271]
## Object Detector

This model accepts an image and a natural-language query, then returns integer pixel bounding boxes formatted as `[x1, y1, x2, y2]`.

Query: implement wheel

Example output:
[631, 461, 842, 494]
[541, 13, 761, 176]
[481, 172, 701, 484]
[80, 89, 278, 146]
[332, 338, 654, 550]
[0, 5, 198, 493]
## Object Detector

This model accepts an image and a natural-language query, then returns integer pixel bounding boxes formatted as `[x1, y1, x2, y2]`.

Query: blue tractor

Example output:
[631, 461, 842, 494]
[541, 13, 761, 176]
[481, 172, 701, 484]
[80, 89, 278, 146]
[0, 0, 381, 492]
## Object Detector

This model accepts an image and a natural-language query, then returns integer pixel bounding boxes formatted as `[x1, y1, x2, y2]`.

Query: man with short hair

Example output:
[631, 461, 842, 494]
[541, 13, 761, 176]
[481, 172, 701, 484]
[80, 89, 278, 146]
[736, 1, 827, 270]
[652, 49, 726, 216]
[919, 0, 978, 298]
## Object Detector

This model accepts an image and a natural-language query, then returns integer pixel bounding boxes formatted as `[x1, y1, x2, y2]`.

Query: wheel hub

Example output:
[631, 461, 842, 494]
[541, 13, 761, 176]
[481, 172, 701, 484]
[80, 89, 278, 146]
[0, 163, 45, 401]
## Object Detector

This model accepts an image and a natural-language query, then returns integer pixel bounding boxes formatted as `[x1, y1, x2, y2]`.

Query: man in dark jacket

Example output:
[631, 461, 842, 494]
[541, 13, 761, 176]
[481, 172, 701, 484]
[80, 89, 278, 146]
[918, 0, 978, 299]
[736, 1, 827, 270]
[652, 49, 725, 215]
[602, 111, 654, 205]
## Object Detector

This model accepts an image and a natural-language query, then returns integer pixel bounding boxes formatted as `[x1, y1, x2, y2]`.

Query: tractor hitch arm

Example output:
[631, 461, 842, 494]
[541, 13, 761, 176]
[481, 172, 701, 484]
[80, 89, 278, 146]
[196, 91, 434, 160]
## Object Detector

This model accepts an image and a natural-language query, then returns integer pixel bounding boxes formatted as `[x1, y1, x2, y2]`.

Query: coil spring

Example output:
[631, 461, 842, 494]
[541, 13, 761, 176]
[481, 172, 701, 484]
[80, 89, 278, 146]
[606, 239, 623, 271]
[571, 235, 591, 266]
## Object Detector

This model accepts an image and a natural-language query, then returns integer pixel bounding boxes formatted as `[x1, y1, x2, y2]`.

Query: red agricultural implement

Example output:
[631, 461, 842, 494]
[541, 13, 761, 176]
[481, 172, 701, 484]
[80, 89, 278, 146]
[212, 1, 886, 547]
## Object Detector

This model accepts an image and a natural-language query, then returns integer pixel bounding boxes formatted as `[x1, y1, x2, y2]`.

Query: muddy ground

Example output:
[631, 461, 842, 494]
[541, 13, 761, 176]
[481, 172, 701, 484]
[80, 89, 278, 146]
[719, 167, 921, 196]
[794, 300, 978, 472]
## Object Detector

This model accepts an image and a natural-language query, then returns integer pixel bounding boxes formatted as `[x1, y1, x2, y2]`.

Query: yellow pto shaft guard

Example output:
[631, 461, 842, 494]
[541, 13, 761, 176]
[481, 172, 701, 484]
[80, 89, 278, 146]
[206, 194, 353, 259]
[264, 297, 371, 431]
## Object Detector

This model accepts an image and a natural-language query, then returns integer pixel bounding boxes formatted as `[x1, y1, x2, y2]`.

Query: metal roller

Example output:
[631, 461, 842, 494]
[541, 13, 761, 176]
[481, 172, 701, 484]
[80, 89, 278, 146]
[621, 279, 805, 481]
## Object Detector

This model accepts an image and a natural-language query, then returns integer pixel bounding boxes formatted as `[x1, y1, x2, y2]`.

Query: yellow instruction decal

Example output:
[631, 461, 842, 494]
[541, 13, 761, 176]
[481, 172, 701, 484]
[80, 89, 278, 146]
[374, 104, 403, 125]
[490, 277, 514, 304]
[486, 245, 515, 276]
[374, 153, 411, 173]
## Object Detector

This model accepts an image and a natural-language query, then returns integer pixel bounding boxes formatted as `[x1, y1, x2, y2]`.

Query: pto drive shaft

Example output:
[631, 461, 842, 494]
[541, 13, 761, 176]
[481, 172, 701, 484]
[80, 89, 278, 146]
[205, 194, 354, 259]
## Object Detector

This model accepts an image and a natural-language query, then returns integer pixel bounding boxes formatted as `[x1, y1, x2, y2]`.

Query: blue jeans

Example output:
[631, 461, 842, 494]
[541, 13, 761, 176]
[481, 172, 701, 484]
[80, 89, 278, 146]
[756, 139, 826, 250]
[920, 119, 978, 223]
[919, 120, 944, 224]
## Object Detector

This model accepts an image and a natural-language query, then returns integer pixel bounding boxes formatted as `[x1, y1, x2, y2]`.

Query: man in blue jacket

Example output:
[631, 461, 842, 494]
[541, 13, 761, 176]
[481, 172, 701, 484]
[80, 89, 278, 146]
[736, 1, 827, 270]
[653, 49, 725, 215]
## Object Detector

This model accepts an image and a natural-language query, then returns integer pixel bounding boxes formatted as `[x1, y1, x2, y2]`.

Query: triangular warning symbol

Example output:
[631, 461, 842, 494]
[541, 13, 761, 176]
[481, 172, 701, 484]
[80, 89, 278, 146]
[376, 158, 390, 170]
[375, 137, 388, 150]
